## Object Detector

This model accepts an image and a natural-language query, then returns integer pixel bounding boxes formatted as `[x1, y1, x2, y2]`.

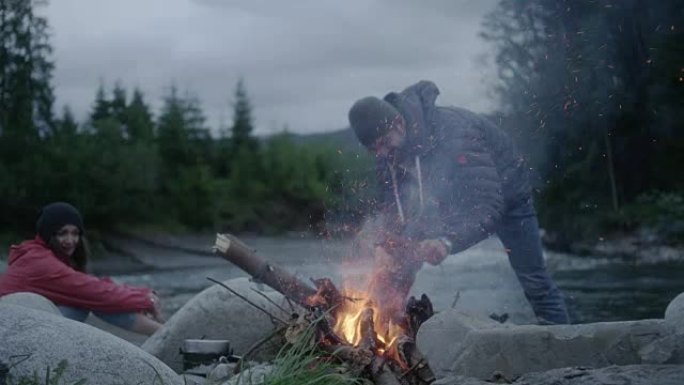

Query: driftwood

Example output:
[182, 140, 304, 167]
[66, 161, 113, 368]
[214, 233, 317, 306]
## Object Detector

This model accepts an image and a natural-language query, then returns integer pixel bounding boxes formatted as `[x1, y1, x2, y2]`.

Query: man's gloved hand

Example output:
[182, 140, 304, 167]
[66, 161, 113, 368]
[416, 238, 450, 266]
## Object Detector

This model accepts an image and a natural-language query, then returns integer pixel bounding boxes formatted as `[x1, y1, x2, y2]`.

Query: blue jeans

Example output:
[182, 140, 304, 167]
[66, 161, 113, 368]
[58, 306, 137, 330]
[495, 198, 570, 324]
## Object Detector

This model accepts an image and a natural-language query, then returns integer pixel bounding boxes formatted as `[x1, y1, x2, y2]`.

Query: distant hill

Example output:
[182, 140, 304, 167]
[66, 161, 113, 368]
[262, 127, 367, 156]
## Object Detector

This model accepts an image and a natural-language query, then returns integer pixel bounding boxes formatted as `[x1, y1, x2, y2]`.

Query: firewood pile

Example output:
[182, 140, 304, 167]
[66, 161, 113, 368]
[213, 233, 436, 385]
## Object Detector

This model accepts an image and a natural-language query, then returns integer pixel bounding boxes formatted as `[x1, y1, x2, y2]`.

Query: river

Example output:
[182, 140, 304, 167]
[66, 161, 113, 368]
[100, 234, 684, 325]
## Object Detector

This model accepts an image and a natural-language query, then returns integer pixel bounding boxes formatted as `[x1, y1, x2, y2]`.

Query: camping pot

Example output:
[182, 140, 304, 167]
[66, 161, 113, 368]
[180, 339, 232, 371]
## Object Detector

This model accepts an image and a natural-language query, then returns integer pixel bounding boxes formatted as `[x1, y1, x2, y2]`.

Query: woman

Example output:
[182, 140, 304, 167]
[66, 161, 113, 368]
[0, 202, 163, 335]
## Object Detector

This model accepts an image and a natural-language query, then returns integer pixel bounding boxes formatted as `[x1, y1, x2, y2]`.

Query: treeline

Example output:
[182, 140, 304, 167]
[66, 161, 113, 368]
[483, 0, 684, 245]
[0, 1, 375, 237]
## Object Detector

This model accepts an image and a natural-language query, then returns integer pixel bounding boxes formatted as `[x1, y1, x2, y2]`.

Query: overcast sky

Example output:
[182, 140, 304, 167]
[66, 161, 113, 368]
[45, 0, 499, 135]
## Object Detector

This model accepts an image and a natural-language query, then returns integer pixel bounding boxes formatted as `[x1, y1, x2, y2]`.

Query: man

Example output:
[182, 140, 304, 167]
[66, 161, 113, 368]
[348, 80, 569, 324]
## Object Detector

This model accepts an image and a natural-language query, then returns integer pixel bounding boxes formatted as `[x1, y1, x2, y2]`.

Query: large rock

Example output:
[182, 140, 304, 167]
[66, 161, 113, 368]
[663, 292, 684, 363]
[0, 292, 62, 315]
[416, 309, 506, 373]
[142, 277, 291, 372]
[418, 310, 680, 379]
[514, 364, 684, 385]
[0, 303, 181, 384]
[664, 292, 684, 333]
[0, 292, 150, 346]
[436, 365, 684, 385]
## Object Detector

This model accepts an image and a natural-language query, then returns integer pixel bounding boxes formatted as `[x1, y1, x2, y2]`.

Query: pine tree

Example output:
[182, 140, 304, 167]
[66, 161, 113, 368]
[124, 88, 154, 142]
[230, 78, 259, 154]
[56, 106, 78, 137]
[0, 0, 55, 143]
[90, 83, 111, 123]
[0, 0, 55, 231]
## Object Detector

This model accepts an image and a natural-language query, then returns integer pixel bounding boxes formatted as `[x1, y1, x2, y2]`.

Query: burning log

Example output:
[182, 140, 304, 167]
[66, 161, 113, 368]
[395, 335, 435, 385]
[358, 307, 380, 351]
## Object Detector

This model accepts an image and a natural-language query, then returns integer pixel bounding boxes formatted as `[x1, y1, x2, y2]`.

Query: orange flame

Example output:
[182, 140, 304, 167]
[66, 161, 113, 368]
[332, 285, 408, 362]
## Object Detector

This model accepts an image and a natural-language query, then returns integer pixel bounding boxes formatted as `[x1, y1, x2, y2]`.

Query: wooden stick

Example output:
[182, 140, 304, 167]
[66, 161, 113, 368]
[207, 277, 287, 325]
[213, 234, 317, 306]
[358, 307, 379, 351]
[370, 356, 402, 385]
[320, 344, 373, 368]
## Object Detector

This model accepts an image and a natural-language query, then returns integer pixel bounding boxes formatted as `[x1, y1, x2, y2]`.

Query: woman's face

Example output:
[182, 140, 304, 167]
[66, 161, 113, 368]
[54, 224, 80, 257]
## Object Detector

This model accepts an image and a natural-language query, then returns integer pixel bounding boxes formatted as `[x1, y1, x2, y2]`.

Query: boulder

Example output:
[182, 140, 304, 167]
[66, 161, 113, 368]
[436, 365, 684, 385]
[663, 291, 684, 363]
[418, 309, 677, 380]
[142, 277, 291, 372]
[664, 292, 684, 333]
[514, 364, 684, 385]
[0, 303, 181, 384]
[0, 292, 62, 315]
[416, 309, 505, 374]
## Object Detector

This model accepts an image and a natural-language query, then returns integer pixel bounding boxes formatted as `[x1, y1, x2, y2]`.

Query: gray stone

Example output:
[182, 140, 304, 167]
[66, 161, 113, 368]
[0, 292, 150, 345]
[416, 309, 506, 375]
[514, 364, 684, 385]
[207, 361, 237, 384]
[0, 292, 61, 315]
[142, 277, 291, 372]
[0, 303, 181, 384]
[665, 292, 684, 333]
[638, 335, 677, 364]
[418, 309, 673, 380]
[434, 375, 491, 385]
[223, 363, 274, 385]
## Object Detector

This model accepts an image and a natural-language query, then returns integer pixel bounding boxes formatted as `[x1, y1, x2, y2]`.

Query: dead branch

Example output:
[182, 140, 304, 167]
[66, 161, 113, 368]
[213, 233, 317, 306]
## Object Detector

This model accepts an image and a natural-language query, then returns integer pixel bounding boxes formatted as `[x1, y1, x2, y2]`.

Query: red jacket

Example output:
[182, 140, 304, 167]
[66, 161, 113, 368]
[0, 237, 153, 313]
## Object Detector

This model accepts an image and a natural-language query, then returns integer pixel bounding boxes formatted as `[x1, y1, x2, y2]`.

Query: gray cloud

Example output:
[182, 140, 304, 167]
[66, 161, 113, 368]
[45, 0, 498, 134]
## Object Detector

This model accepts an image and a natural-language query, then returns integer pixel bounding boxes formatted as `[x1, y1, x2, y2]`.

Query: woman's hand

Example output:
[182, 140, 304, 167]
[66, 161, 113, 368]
[148, 292, 165, 323]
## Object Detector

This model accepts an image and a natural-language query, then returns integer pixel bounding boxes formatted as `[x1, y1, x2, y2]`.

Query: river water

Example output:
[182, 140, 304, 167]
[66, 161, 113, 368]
[104, 235, 684, 325]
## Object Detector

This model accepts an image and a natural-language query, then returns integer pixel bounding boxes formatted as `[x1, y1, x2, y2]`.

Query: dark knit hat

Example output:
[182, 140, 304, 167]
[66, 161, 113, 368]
[348, 96, 402, 148]
[36, 202, 84, 243]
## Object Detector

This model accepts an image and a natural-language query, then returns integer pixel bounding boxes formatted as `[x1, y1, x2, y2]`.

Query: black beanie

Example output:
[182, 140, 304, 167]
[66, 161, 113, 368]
[348, 96, 402, 148]
[36, 202, 84, 243]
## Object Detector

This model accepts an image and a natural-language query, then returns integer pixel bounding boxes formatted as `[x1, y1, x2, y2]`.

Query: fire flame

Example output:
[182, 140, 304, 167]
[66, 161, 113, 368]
[332, 286, 407, 362]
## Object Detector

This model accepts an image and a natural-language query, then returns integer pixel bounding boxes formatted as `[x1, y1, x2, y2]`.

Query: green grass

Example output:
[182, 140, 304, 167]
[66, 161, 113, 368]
[236, 320, 367, 385]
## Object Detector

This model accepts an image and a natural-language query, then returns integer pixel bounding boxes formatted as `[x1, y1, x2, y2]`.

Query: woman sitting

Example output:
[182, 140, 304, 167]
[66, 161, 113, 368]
[0, 202, 163, 335]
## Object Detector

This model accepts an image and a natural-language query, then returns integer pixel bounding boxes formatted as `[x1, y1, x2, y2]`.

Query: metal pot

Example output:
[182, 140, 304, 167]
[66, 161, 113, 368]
[180, 339, 233, 371]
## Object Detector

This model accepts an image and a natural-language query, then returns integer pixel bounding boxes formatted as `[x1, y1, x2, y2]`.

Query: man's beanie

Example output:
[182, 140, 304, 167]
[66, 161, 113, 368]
[36, 202, 84, 243]
[348, 96, 402, 147]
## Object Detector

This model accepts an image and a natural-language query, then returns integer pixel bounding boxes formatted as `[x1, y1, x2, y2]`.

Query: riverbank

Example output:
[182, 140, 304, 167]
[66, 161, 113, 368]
[542, 228, 684, 265]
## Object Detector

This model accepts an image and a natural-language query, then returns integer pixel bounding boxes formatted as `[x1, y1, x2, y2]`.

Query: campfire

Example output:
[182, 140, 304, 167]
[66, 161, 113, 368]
[214, 233, 436, 385]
